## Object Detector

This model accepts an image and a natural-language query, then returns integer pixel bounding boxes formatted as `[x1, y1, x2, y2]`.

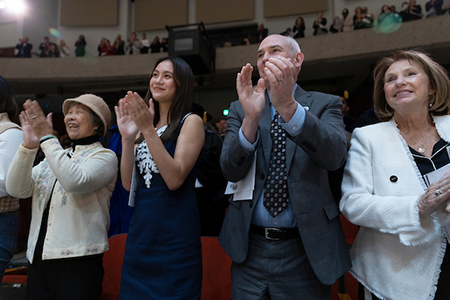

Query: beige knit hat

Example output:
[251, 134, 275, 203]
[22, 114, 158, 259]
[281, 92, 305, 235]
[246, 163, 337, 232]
[62, 94, 110, 137]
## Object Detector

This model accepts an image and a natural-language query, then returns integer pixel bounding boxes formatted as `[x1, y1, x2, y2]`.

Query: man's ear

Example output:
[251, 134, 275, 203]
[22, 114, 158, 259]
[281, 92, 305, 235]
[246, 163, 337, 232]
[294, 52, 304, 69]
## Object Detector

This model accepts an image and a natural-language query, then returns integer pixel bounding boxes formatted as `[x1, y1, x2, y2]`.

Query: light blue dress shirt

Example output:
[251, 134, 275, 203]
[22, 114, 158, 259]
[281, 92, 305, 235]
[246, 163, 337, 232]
[238, 88, 305, 228]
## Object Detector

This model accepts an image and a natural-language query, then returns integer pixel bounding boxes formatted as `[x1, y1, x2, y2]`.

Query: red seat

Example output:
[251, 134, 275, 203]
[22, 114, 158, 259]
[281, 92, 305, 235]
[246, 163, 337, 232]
[2, 274, 27, 284]
[100, 233, 127, 300]
[201, 237, 232, 300]
[340, 214, 359, 245]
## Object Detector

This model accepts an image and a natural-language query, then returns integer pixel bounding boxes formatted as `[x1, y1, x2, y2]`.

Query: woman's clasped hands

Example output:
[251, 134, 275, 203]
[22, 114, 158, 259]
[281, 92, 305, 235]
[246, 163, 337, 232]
[419, 171, 450, 216]
[115, 91, 155, 140]
[19, 99, 54, 149]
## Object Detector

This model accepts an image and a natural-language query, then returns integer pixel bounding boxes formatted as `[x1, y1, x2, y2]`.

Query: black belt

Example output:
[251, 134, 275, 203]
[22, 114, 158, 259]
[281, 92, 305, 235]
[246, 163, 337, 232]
[250, 224, 300, 241]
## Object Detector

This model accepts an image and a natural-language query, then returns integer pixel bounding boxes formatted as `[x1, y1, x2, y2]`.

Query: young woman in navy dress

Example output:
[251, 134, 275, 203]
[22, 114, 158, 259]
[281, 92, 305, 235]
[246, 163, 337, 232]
[115, 56, 205, 299]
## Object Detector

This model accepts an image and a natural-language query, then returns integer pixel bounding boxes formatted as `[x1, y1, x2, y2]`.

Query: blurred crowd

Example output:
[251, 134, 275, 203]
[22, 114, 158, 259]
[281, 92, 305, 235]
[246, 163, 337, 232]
[15, 32, 169, 58]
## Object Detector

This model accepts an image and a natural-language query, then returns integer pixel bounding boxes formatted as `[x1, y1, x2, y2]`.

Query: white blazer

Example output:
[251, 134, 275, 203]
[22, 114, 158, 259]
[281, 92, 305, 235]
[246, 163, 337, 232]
[341, 116, 450, 300]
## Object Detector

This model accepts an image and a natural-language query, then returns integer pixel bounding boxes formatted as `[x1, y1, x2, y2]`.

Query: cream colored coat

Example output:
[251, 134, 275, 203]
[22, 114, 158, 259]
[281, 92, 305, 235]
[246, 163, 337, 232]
[6, 138, 117, 263]
[341, 116, 450, 300]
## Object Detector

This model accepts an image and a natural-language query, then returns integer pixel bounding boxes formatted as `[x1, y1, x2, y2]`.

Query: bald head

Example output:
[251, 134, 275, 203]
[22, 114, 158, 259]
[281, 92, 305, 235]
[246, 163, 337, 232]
[256, 35, 304, 88]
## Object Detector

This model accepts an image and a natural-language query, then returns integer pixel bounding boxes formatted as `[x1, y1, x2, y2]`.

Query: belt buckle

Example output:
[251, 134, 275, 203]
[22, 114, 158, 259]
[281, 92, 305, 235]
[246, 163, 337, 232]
[264, 227, 281, 241]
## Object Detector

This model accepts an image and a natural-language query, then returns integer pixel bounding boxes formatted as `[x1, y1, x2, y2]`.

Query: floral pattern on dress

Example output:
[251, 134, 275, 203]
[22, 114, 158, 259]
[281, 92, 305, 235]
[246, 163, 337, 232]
[57, 185, 67, 206]
[34, 161, 53, 210]
[135, 126, 167, 189]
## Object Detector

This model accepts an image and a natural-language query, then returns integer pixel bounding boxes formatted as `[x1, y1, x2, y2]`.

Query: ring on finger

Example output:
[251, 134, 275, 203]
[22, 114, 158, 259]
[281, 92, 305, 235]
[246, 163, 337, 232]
[435, 188, 443, 197]
[30, 115, 37, 119]
[278, 78, 284, 82]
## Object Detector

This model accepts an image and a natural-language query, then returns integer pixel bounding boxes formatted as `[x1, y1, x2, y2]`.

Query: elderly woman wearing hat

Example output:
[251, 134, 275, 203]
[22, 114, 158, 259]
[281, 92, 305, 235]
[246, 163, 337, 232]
[6, 94, 118, 300]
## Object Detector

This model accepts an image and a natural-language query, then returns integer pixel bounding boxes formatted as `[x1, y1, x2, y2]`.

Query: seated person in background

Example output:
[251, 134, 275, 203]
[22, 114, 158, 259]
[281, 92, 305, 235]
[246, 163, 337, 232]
[15, 36, 32, 57]
[150, 36, 161, 53]
[280, 27, 292, 36]
[426, 0, 444, 17]
[101, 39, 116, 56]
[292, 16, 305, 38]
[39, 36, 50, 57]
[330, 15, 344, 33]
[140, 33, 149, 54]
[125, 32, 141, 55]
[400, 0, 423, 21]
[254, 23, 268, 43]
[74, 35, 86, 57]
[354, 6, 374, 29]
[161, 37, 168, 52]
[113, 34, 125, 55]
[59, 40, 70, 58]
[313, 12, 328, 35]
[342, 8, 354, 32]
[45, 43, 59, 58]
[97, 37, 106, 56]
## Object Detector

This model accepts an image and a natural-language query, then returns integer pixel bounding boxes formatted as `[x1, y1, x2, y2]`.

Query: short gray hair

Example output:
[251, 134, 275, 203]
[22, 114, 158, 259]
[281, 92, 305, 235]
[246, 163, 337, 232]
[286, 36, 301, 56]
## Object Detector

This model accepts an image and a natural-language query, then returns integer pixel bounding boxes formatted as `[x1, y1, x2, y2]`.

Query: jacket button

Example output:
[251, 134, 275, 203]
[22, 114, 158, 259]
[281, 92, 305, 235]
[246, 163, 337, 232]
[260, 174, 265, 180]
[390, 175, 398, 182]
[249, 202, 253, 208]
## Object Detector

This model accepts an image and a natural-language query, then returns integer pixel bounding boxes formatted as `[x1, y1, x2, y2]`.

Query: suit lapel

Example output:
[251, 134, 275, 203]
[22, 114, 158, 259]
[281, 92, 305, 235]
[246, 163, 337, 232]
[260, 91, 272, 171]
[286, 86, 312, 173]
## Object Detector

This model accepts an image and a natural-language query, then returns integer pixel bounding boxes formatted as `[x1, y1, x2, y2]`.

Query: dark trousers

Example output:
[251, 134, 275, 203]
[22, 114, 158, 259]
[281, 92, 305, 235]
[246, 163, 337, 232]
[27, 253, 104, 300]
[231, 232, 331, 300]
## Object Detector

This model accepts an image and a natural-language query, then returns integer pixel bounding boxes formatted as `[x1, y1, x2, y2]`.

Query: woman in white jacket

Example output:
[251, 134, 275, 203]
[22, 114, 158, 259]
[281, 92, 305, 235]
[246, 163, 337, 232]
[341, 50, 450, 300]
[6, 94, 117, 300]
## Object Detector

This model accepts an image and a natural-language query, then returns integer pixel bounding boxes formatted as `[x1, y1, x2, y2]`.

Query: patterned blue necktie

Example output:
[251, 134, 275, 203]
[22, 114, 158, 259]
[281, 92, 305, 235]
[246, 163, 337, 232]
[263, 112, 289, 217]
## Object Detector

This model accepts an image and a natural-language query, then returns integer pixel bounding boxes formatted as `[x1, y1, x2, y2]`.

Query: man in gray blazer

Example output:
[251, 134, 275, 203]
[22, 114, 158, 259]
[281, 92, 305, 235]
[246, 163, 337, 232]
[219, 34, 351, 299]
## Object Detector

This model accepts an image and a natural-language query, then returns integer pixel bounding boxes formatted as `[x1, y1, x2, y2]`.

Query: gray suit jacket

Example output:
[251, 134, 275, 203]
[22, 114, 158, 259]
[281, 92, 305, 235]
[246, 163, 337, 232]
[219, 86, 351, 285]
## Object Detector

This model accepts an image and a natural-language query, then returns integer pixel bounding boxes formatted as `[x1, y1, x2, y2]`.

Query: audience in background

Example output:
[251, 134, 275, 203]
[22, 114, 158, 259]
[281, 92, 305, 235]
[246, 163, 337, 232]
[342, 8, 354, 32]
[254, 23, 268, 43]
[161, 37, 168, 52]
[150, 36, 161, 53]
[102, 39, 116, 56]
[313, 11, 328, 35]
[125, 32, 140, 55]
[426, 0, 444, 17]
[330, 15, 344, 33]
[293, 16, 306, 38]
[9, 2, 450, 58]
[97, 37, 107, 56]
[15, 36, 32, 58]
[400, 0, 423, 21]
[38, 36, 50, 57]
[74, 34, 86, 57]
[140, 33, 149, 54]
[45, 42, 59, 57]
[59, 40, 70, 58]
[113, 34, 125, 55]
[280, 27, 292, 36]
[354, 6, 375, 29]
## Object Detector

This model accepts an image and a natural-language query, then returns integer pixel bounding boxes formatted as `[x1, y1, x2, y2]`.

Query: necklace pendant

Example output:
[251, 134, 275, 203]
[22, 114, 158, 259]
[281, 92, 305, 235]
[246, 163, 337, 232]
[418, 147, 425, 154]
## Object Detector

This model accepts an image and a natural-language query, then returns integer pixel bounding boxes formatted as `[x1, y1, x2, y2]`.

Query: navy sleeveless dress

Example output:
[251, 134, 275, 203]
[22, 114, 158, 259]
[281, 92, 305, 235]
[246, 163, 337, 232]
[120, 120, 202, 299]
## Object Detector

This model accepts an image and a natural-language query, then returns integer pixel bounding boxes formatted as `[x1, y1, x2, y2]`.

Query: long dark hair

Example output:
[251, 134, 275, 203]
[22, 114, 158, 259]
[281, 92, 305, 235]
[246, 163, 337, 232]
[141, 56, 194, 144]
[0, 75, 19, 124]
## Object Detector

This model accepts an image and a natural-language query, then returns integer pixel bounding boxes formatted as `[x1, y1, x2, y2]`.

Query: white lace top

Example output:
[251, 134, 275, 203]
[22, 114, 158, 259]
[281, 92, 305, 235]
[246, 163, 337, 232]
[135, 125, 167, 189]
